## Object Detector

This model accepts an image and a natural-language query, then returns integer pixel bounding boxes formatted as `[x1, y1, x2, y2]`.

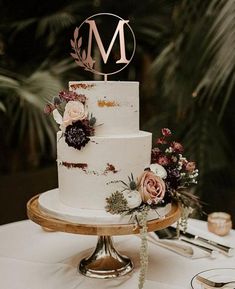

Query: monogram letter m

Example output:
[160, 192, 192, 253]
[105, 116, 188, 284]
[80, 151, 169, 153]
[85, 19, 129, 64]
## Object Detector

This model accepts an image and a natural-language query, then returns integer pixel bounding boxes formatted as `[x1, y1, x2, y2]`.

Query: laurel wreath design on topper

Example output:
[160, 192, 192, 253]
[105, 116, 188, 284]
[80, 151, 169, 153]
[70, 13, 136, 79]
[70, 27, 95, 73]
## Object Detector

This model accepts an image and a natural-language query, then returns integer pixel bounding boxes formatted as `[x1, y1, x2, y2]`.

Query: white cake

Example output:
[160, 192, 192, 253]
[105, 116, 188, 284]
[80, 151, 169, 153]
[39, 81, 171, 224]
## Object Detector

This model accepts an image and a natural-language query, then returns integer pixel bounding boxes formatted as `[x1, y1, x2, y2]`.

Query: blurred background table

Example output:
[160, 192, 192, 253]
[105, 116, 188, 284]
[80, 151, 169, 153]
[0, 218, 234, 289]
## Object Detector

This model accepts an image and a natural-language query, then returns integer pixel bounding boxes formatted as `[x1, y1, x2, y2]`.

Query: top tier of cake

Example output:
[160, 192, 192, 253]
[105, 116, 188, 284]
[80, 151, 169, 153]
[69, 81, 139, 136]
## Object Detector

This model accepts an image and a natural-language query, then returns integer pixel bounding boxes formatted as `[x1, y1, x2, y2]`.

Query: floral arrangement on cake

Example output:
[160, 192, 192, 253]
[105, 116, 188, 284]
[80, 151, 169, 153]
[44, 91, 96, 150]
[105, 128, 200, 289]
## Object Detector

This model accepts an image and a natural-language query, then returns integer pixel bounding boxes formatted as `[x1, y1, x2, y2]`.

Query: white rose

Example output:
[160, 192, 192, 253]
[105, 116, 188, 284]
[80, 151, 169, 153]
[123, 190, 142, 209]
[149, 164, 167, 179]
[63, 101, 87, 127]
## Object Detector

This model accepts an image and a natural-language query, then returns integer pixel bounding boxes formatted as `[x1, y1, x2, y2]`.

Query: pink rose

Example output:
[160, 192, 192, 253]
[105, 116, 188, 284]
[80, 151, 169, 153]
[171, 141, 184, 153]
[138, 171, 165, 205]
[63, 101, 87, 127]
[185, 161, 196, 172]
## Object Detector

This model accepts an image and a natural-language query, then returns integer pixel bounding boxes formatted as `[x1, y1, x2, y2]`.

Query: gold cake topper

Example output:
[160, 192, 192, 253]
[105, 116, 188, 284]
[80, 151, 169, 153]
[70, 13, 136, 80]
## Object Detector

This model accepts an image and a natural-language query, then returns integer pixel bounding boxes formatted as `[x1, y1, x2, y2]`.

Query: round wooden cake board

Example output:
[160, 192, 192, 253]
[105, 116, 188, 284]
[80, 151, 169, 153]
[27, 194, 181, 279]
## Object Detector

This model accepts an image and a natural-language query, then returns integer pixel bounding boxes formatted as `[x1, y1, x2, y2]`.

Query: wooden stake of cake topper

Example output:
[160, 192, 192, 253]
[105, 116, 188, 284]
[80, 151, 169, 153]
[70, 13, 136, 81]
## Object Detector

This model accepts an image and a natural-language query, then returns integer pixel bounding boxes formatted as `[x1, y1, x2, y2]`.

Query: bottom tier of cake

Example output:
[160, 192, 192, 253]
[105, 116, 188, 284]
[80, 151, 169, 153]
[57, 131, 152, 210]
[38, 189, 171, 225]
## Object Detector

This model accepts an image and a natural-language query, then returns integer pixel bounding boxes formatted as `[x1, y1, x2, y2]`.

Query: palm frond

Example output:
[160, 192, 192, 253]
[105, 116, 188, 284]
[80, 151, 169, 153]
[0, 69, 63, 159]
[35, 11, 76, 47]
[194, 0, 235, 120]
[0, 101, 6, 112]
[6, 0, 94, 47]
[151, 0, 235, 123]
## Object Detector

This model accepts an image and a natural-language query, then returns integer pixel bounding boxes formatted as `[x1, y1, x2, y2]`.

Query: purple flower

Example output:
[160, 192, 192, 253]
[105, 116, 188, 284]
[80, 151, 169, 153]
[165, 167, 181, 190]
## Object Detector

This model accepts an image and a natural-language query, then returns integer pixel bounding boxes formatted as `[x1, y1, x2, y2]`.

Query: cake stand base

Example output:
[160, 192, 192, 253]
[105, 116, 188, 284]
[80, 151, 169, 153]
[27, 194, 181, 279]
[79, 235, 133, 278]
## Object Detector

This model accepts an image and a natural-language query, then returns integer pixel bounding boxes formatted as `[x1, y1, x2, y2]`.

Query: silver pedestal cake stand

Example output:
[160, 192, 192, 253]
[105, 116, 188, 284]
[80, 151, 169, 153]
[27, 194, 181, 279]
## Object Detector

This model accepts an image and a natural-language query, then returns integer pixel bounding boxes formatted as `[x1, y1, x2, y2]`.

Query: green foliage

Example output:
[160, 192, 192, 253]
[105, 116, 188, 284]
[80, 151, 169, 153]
[138, 208, 149, 289]
[147, 0, 235, 199]
[0, 69, 62, 168]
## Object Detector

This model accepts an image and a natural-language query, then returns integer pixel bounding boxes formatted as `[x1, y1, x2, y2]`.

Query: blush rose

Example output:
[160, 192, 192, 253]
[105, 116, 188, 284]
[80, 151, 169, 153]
[63, 101, 87, 127]
[138, 171, 165, 205]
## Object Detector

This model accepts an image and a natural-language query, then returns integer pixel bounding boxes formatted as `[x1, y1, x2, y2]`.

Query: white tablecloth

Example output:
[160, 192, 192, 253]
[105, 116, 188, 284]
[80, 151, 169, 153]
[0, 219, 234, 289]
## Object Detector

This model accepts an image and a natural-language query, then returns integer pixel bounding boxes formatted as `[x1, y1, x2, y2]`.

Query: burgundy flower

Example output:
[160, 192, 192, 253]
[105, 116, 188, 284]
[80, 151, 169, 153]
[171, 141, 184, 153]
[59, 90, 79, 102]
[158, 156, 169, 166]
[64, 120, 91, 150]
[161, 128, 171, 137]
[82, 119, 95, 136]
[156, 137, 167, 145]
[151, 147, 161, 163]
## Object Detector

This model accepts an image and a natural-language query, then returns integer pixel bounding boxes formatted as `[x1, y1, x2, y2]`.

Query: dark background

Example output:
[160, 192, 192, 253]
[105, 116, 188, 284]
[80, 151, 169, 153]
[0, 0, 234, 226]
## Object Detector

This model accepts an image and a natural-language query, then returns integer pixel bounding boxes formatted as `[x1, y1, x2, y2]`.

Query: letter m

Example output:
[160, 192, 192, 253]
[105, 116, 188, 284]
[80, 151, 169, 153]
[85, 19, 129, 64]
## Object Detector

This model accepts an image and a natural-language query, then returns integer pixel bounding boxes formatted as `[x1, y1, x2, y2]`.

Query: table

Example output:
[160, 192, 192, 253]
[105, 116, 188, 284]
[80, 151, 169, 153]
[0, 218, 234, 289]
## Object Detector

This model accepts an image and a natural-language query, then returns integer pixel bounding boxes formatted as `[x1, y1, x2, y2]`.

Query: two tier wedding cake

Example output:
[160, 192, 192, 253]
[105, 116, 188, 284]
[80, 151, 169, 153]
[39, 81, 171, 224]
[38, 14, 199, 226]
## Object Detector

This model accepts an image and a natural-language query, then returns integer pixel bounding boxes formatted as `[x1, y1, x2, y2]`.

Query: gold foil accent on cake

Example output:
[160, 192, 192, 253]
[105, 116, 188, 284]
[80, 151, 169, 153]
[97, 100, 120, 107]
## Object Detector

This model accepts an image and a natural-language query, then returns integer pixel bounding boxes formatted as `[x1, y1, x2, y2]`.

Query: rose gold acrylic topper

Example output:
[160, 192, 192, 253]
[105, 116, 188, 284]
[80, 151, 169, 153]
[70, 13, 136, 81]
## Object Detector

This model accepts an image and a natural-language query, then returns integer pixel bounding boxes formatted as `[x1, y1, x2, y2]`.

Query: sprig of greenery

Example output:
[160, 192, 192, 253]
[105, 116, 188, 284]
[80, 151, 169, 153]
[138, 208, 149, 289]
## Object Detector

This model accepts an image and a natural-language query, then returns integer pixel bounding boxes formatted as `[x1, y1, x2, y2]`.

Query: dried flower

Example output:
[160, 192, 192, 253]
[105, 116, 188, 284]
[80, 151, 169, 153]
[158, 156, 169, 166]
[59, 90, 79, 102]
[151, 147, 161, 163]
[156, 137, 167, 145]
[171, 141, 184, 153]
[185, 161, 196, 172]
[161, 128, 171, 137]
